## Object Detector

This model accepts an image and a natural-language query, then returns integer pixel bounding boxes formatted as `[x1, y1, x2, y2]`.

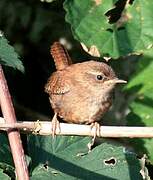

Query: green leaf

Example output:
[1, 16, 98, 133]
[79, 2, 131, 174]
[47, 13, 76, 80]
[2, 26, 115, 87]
[0, 133, 14, 179]
[0, 163, 14, 180]
[125, 48, 153, 162]
[0, 169, 11, 180]
[0, 134, 14, 166]
[28, 135, 142, 179]
[64, 0, 153, 58]
[0, 34, 24, 72]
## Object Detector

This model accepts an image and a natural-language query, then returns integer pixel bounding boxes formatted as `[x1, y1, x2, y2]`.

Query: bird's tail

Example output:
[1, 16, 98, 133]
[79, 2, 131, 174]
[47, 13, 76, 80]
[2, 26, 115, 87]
[50, 42, 72, 70]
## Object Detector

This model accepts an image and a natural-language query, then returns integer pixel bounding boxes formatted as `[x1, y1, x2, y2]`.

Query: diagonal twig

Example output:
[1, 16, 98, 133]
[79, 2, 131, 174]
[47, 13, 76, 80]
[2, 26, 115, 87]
[0, 65, 29, 180]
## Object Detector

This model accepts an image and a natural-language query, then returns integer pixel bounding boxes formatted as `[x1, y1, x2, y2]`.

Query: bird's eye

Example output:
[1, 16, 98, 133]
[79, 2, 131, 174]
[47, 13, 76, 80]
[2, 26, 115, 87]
[96, 75, 103, 80]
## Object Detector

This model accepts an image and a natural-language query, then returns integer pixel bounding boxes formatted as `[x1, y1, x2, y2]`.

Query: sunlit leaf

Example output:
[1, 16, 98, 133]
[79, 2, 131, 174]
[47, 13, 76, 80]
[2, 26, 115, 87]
[64, 0, 153, 58]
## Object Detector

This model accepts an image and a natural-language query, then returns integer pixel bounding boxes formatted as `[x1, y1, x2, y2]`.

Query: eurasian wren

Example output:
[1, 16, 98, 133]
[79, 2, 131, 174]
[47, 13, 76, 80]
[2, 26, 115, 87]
[45, 42, 126, 137]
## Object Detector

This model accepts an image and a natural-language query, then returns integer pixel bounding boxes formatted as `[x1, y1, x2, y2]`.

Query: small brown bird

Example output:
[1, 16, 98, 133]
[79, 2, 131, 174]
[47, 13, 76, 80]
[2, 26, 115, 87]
[45, 42, 126, 145]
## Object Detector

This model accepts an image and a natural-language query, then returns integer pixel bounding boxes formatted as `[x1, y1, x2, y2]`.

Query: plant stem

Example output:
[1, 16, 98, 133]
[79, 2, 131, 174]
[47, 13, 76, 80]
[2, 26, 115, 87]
[0, 66, 29, 180]
[0, 119, 153, 138]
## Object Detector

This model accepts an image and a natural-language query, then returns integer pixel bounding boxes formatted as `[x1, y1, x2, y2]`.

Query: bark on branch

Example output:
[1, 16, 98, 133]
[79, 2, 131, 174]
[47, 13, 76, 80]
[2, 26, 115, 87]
[0, 118, 153, 138]
[0, 66, 29, 180]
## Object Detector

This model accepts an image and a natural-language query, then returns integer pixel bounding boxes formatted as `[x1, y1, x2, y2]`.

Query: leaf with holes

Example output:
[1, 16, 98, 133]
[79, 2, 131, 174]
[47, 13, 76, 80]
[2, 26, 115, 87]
[64, 0, 153, 58]
[125, 47, 153, 162]
[0, 34, 24, 72]
[28, 135, 142, 179]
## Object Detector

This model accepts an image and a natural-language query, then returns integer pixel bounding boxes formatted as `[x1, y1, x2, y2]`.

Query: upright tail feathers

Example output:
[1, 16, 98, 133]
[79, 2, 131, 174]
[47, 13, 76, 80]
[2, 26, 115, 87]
[50, 42, 72, 70]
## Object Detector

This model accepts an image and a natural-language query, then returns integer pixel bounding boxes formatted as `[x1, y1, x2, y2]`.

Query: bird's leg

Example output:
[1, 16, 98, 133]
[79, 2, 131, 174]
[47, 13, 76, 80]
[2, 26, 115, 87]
[88, 122, 101, 152]
[51, 112, 61, 137]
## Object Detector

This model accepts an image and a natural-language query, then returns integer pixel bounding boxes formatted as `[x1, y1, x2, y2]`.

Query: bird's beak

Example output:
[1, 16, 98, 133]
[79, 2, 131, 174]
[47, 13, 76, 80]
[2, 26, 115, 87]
[104, 78, 127, 85]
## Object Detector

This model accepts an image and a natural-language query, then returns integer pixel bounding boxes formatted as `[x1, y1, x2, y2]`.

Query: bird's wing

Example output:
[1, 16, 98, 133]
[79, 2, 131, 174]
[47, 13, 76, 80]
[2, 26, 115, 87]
[45, 72, 70, 94]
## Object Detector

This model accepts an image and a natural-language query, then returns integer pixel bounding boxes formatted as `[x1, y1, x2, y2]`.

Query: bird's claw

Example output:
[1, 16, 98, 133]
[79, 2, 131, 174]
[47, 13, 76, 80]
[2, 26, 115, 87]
[88, 122, 101, 152]
[51, 113, 61, 138]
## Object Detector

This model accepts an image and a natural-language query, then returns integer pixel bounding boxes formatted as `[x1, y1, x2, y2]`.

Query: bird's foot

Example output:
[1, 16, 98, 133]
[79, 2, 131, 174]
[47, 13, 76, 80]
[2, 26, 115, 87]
[88, 122, 101, 152]
[51, 113, 61, 138]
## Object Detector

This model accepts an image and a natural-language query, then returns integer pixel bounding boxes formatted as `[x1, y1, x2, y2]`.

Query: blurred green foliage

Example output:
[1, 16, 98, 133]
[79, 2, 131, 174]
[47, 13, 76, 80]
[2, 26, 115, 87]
[126, 48, 153, 163]
[0, 0, 153, 179]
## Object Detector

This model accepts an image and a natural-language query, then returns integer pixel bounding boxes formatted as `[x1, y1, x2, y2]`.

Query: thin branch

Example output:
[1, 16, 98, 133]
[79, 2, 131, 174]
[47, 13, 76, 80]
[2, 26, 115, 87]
[0, 66, 29, 180]
[0, 119, 153, 138]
